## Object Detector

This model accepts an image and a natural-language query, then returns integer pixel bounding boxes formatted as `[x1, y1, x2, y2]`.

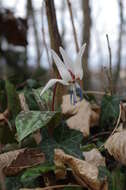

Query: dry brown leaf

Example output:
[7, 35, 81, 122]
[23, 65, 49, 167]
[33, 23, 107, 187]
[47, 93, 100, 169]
[3, 149, 45, 176]
[83, 148, 106, 167]
[0, 148, 25, 170]
[61, 95, 99, 137]
[105, 130, 126, 165]
[54, 149, 107, 190]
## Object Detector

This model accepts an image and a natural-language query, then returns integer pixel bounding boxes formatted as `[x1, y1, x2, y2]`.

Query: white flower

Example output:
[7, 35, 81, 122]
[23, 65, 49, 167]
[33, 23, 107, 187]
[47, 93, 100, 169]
[40, 43, 86, 104]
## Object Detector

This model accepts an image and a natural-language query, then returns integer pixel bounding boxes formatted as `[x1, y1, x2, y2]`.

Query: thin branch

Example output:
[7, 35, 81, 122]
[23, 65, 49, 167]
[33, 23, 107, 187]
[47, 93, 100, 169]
[20, 184, 81, 190]
[106, 34, 113, 95]
[66, 0, 79, 52]
[83, 90, 105, 95]
[42, 2, 51, 67]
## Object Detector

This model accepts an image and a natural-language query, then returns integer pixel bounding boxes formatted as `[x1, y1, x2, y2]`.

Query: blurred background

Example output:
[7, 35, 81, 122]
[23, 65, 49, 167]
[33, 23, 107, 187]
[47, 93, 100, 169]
[0, 0, 126, 92]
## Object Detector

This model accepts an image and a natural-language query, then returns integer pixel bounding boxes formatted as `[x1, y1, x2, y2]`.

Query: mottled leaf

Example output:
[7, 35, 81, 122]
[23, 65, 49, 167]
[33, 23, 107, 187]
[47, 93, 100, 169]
[16, 111, 61, 142]
[32, 87, 52, 110]
[100, 95, 120, 128]
[40, 122, 83, 163]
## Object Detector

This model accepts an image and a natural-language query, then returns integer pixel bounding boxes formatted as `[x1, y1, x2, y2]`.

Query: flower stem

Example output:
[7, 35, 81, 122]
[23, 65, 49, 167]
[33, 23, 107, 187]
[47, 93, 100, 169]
[52, 83, 57, 111]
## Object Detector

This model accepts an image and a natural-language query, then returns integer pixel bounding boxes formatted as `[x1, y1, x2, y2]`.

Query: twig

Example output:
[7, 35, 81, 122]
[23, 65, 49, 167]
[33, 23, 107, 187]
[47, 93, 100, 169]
[106, 34, 113, 95]
[83, 90, 106, 95]
[67, 0, 79, 52]
[20, 184, 81, 190]
[87, 131, 111, 144]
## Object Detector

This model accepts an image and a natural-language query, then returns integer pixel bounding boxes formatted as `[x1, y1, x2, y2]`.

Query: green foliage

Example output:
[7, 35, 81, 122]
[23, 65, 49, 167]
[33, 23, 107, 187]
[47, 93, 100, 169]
[5, 80, 21, 119]
[98, 166, 126, 190]
[100, 95, 120, 129]
[80, 143, 96, 151]
[5, 176, 23, 190]
[5, 174, 40, 190]
[40, 122, 83, 163]
[32, 87, 52, 110]
[21, 163, 55, 183]
[16, 111, 61, 142]
[24, 89, 39, 110]
[98, 166, 110, 181]
[111, 168, 126, 190]
[24, 86, 52, 111]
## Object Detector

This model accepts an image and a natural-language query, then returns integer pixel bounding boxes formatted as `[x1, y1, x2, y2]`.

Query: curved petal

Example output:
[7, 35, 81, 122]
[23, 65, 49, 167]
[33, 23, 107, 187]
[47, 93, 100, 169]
[40, 79, 69, 96]
[51, 50, 72, 82]
[74, 43, 86, 80]
[59, 47, 75, 74]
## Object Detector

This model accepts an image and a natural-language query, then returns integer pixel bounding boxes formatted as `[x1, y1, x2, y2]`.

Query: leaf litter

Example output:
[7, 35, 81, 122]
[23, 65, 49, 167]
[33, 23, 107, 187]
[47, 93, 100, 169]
[1, 79, 126, 190]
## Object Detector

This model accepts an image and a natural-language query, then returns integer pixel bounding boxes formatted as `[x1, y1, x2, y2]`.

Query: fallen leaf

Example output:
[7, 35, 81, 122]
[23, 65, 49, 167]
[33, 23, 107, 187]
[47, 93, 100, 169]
[83, 148, 106, 167]
[61, 95, 99, 137]
[4, 149, 45, 176]
[105, 130, 126, 165]
[0, 148, 25, 170]
[54, 149, 107, 190]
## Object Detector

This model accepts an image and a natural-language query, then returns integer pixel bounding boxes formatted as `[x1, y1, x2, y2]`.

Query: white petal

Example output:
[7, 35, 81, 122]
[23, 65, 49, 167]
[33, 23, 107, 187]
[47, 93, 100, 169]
[74, 43, 86, 80]
[51, 50, 72, 82]
[40, 79, 69, 96]
[59, 47, 75, 74]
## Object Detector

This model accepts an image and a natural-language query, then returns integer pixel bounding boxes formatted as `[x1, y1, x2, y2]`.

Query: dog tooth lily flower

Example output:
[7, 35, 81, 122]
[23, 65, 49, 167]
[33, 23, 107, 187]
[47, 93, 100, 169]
[40, 43, 86, 104]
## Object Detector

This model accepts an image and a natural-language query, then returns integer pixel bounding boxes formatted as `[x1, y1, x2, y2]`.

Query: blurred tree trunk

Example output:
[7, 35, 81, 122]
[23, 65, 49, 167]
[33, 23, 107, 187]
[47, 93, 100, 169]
[27, 0, 41, 68]
[82, 0, 92, 90]
[45, 0, 63, 107]
[114, 0, 124, 89]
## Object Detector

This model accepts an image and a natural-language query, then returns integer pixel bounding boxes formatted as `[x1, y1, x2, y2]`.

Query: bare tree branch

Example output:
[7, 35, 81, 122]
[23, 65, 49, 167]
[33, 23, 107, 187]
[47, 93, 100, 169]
[106, 34, 113, 95]
[66, 0, 79, 52]
[114, 0, 124, 88]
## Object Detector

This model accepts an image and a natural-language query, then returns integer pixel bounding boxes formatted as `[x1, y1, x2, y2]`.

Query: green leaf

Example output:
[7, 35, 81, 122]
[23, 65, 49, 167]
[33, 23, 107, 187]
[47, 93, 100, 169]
[98, 166, 126, 190]
[80, 143, 96, 151]
[100, 95, 120, 129]
[111, 168, 126, 190]
[32, 87, 52, 110]
[5, 80, 21, 119]
[16, 111, 61, 142]
[21, 163, 55, 183]
[5, 176, 23, 190]
[24, 89, 39, 110]
[40, 122, 83, 163]
[98, 166, 110, 181]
